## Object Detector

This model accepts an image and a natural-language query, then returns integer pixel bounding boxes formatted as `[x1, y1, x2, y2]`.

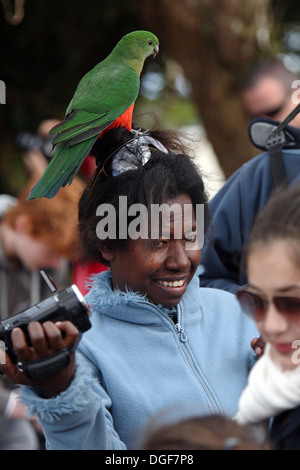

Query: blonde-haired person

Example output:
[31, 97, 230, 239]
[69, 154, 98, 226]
[235, 183, 300, 450]
[0, 175, 84, 317]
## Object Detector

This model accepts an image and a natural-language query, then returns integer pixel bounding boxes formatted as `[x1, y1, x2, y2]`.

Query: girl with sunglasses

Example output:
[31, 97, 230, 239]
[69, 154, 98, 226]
[0, 127, 259, 450]
[235, 182, 300, 449]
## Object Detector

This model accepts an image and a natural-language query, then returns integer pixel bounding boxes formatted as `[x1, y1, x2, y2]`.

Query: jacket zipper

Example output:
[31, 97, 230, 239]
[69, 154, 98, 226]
[137, 300, 221, 414]
[173, 304, 221, 414]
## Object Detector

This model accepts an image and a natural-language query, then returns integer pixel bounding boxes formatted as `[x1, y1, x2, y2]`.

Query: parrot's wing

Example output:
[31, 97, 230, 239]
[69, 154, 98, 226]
[50, 110, 115, 145]
[50, 65, 139, 145]
[51, 107, 126, 146]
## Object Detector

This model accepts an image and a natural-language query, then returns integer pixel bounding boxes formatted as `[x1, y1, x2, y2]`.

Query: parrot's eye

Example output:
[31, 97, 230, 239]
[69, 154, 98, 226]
[148, 40, 153, 45]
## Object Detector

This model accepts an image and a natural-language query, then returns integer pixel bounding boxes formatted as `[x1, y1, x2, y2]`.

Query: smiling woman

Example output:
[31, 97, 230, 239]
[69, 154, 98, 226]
[0, 126, 259, 450]
[97, 193, 201, 308]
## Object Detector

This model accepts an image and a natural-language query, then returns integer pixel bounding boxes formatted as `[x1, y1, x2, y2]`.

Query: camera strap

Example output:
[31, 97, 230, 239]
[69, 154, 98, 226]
[17, 335, 81, 381]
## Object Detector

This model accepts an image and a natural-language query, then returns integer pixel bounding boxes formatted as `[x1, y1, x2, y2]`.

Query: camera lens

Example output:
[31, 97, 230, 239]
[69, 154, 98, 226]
[16, 131, 43, 152]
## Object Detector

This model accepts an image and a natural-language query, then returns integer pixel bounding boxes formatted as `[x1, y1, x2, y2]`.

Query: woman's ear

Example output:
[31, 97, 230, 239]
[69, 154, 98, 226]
[98, 243, 115, 262]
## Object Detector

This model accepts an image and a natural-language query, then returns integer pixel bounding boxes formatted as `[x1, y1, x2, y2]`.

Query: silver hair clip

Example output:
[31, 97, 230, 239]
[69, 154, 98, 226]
[111, 129, 168, 176]
[88, 129, 168, 197]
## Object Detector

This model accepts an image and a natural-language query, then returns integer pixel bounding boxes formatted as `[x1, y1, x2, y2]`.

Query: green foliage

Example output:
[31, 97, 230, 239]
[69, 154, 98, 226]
[135, 96, 199, 130]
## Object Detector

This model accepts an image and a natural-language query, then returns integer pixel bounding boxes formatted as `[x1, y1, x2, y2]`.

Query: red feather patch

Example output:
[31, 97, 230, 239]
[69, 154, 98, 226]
[99, 103, 135, 138]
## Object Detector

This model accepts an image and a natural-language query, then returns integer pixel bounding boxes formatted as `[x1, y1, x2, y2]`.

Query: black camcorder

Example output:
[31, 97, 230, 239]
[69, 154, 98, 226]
[16, 131, 56, 159]
[0, 271, 91, 380]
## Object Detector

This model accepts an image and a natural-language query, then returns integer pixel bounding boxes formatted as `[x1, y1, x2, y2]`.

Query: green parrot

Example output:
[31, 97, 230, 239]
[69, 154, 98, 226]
[28, 30, 159, 200]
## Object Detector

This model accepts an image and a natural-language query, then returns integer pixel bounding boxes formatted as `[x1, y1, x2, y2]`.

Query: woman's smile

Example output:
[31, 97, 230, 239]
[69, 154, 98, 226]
[156, 278, 186, 288]
[154, 277, 188, 300]
[273, 342, 293, 354]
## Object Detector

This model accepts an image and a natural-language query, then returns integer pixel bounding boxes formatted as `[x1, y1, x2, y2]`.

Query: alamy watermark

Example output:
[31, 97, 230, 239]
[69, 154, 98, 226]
[291, 80, 300, 105]
[292, 340, 300, 365]
[0, 81, 6, 104]
[95, 197, 205, 249]
[273, 341, 300, 367]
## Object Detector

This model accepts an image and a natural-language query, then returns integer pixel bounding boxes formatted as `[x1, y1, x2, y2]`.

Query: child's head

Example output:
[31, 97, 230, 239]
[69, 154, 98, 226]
[237, 183, 300, 370]
[246, 183, 300, 265]
[141, 414, 269, 450]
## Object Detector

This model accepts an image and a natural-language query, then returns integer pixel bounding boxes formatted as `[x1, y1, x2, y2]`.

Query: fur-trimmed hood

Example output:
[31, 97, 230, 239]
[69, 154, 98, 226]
[84, 268, 205, 326]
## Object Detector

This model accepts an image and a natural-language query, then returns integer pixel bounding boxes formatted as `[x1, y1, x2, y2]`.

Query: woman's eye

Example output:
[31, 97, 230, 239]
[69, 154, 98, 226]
[153, 239, 168, 248]
[185, 234, 197, 243]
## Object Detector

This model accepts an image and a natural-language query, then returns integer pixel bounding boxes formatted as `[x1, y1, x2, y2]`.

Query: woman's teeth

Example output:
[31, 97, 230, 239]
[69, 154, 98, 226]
[157, 279, 185, 287]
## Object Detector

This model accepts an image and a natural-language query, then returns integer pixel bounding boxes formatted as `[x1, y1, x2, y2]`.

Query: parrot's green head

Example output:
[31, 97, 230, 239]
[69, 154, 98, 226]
[113, 30, 159, 75]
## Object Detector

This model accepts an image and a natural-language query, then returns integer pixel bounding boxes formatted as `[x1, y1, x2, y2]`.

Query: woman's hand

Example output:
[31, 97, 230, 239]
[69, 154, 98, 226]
[0, 320, 79, 398]
[251, 335, 266, 358]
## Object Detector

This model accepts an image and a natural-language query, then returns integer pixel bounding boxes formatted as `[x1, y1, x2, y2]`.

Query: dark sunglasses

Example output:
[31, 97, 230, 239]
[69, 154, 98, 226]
[236, 286, 300, 322]
[88, 136, 138, 197]
[247, 92, 290, 119]
[248, 104, 284, 119]
[88, 130, 166, 197]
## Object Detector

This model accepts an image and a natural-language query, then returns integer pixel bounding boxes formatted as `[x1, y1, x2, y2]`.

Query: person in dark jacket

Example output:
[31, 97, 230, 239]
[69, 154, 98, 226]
[200, 146, 300, 293]
[201, 60, 300, 293]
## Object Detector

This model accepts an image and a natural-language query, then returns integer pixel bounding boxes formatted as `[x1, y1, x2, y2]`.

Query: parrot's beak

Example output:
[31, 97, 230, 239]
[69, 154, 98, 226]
[152, 45, 159, 58]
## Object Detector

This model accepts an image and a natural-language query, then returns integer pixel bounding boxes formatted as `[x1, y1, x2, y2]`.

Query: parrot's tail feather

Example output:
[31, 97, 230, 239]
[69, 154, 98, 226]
[27, 135, 97, 200]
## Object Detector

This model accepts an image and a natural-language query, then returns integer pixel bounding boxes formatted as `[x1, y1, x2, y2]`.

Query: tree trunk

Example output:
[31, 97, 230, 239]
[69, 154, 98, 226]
[137, 0, 273, 178]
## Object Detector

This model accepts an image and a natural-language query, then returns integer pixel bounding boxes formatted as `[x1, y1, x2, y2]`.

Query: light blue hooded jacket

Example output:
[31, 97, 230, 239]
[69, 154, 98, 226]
[19, 270, 258, 450]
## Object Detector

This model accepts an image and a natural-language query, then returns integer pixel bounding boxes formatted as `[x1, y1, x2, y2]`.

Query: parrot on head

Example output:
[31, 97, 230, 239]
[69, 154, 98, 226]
[27, 30, 159, 200]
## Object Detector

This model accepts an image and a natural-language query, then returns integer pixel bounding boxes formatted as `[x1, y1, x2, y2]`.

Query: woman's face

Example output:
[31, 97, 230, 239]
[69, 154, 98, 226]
[247, 239, 300, 371]
[102, 194, 201, 308]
